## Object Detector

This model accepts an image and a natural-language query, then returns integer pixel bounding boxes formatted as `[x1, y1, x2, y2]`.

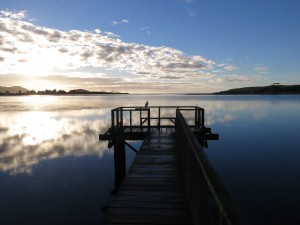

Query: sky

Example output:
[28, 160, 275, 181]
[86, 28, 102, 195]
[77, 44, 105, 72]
[0, 0, 299, 93]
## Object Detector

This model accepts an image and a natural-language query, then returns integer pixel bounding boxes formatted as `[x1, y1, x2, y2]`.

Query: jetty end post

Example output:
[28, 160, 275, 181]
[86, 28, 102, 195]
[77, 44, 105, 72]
[113, 132, 126, 192]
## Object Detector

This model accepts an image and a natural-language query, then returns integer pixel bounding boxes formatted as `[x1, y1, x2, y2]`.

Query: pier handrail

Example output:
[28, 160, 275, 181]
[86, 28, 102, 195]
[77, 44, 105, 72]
[176, 109, 245, 225]
[111, 106, 205, 133]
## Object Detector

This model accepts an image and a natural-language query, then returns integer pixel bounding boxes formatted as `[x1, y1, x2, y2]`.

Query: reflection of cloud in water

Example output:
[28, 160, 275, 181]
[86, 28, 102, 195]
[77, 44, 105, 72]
[0, 96, 274, 174]
[202, 100, 269, 126]
[0, 110, 112, 174]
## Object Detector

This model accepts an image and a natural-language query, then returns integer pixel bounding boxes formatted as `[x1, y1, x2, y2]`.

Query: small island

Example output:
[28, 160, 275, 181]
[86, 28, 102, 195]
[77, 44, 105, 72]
[0, 86, 128, 96]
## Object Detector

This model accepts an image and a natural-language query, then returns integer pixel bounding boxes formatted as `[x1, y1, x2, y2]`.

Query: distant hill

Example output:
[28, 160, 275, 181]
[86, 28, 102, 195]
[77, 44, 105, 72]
[214, 84, 300, 95]
[0, 86, 128, 95]
[68, 89, 128, 94]
[0, 86, 29, 94]
[68, 89, 90, 94]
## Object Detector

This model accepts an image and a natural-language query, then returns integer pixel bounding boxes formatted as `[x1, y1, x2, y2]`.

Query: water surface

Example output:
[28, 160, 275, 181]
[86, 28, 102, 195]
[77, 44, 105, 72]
[0, 95, 300, 225]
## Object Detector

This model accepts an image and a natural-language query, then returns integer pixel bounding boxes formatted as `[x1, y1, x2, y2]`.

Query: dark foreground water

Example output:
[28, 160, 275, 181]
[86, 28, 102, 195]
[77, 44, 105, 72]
[0, 95, 300, 225]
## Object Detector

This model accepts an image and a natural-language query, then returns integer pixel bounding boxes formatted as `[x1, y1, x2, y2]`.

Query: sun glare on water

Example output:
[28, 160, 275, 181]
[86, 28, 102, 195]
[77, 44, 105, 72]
[17, 111, 63, 146]
[9, 97, 63, 145]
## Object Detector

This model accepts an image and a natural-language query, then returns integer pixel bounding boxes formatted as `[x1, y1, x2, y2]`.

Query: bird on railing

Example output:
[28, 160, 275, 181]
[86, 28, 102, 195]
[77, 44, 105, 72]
[145, 101, 149, 108]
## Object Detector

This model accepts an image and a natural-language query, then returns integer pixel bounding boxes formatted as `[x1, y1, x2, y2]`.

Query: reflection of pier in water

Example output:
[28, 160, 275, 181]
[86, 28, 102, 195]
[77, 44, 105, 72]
[99, 106, 244, 225]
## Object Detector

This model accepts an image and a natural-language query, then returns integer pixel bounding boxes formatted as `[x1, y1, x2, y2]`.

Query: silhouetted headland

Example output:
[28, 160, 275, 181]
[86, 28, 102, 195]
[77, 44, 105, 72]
[214, 84, 300, 95]
[0, 86, 128, 95]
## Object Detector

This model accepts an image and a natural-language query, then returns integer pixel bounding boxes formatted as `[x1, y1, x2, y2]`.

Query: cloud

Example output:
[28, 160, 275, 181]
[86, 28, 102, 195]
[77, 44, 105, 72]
[94, 28, 101, 34]
[0, 127, 9, 133]
[254, 65, 269, 74]
[224, 65, 238, 71]
[104, 31, 120, 38]
[140, 27, 151, 34]
[0, 10, 26, 20]
[218, 64, 239, 71]
[112, 19, 129, 25]
[0, 10, 214, 79]
[187, 8, 197, 16]
[214, 74, 257, 83]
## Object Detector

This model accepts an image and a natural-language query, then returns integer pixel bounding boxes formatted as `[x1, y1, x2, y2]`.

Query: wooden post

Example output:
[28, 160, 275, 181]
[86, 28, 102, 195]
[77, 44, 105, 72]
[113, 134, 126, 192]
[111, 109, 115, 127]
[158, 107, 161, 132]
[201, 108, 205, 131]
[147, 108, 150, 133]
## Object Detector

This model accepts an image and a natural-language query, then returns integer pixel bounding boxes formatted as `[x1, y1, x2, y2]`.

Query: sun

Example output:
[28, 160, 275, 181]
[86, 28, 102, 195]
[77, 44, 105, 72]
[21, 78, 54, 92]
[17, 46, 65, 78]
[19, 57, 54, 77]
[16, 49, 71, 91]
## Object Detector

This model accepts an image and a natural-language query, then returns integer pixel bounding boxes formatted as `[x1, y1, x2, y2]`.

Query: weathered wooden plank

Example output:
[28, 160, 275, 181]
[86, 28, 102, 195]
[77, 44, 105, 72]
[136, 152, 177, 156]
[126, 173, 182, 178]
[103, 214, 192, 224]
[135, 157, 178, 162]
[119, 185, 184, 191]
[106, 207, 191, 217]
[116, 190, 187, 197]
[132, 161, 179, 166]
[124, 176, 183, 182]
[120, 179, 184, 187]
[134, 158, 179, 163]
[130, 166, 181, 171]
[122, 179, 184, 184]
[110, 200, 190, 209]
[111, 195, 188, 203]
[125, 170, 182, 176]
[136, 155, 178, 159]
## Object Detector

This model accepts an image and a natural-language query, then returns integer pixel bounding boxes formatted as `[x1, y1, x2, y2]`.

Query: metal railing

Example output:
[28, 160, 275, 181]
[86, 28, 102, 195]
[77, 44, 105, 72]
[111, 106, 205, 133]
[176, 109, 245, 225]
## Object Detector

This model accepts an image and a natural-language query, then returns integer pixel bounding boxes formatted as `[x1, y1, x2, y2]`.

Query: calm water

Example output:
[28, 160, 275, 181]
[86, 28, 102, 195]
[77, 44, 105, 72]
[0, 95, 300, 225]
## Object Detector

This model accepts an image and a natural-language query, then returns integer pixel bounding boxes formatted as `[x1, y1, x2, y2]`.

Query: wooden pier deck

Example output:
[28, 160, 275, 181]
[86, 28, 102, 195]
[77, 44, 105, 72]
[102, 133, 193, 225]
[100, 106, 244, 225]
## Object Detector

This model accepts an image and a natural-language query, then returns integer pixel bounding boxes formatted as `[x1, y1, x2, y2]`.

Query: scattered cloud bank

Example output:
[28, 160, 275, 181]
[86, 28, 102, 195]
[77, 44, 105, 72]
[0, 10, 259, 93]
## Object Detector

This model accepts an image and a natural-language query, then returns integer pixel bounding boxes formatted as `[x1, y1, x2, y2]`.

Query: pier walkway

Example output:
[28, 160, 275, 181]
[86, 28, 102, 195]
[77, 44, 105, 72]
[103, 134, 193, 225]
[100, 106, 244, 225]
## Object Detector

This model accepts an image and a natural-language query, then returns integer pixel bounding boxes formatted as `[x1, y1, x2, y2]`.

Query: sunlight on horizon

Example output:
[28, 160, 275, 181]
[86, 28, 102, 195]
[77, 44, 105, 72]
[21, 95, 58, 103]
[20, 95, 59, 110]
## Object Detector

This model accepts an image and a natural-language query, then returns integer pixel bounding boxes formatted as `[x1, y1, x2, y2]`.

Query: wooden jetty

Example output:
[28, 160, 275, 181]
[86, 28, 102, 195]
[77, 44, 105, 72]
[103, 133, 193, 225]
[99, 106, 245, 225]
